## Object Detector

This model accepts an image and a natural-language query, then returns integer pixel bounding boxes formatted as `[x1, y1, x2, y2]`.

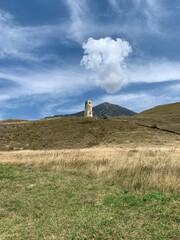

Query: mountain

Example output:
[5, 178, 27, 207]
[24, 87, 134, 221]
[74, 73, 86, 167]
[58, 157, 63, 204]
[46, 102, 136, 119]
[90, 102, 136, 118]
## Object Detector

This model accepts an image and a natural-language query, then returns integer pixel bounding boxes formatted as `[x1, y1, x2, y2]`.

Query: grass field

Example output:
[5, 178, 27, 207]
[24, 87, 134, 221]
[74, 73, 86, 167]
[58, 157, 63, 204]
[0, 147, 179, 239]
[0, 102, 179, 239]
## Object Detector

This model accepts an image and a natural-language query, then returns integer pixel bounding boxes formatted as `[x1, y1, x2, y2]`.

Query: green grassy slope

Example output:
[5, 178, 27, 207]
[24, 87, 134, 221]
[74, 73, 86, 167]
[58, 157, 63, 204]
[0, 165, 179, 239]
[137, 102, 180, 132]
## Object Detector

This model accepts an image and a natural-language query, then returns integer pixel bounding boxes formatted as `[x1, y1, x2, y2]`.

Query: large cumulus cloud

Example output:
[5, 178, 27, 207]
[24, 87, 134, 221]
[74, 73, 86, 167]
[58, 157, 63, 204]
[81, 37, 132, 93]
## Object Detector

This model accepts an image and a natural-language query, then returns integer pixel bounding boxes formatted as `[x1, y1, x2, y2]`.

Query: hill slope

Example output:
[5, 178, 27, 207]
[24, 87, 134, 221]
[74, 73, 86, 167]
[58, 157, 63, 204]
[0, 116, 179, 151]
[0, 102, 179, 151]
[137, 102, 180, 119]
[46, 102, 136, 118]
[137, 102, 180, 132]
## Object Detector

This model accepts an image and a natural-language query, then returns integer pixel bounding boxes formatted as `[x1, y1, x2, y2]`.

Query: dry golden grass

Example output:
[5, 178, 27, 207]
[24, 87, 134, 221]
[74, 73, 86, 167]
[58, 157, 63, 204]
[0, 147, 179, 191]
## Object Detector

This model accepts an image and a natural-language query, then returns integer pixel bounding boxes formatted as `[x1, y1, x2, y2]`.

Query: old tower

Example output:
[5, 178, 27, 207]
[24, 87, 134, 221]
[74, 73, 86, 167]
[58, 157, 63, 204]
[84, 100, 93, 117]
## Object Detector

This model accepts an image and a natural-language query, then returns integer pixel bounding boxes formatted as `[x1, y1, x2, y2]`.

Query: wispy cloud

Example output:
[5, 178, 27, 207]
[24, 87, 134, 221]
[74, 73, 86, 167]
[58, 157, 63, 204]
[0, 113, 4, 120]
[64, 0, 163, 42]
[166, 82, 180, 95]
[40, 100, 85, 117]
[108, 0, 121, 12]
[0, 1, 179, 119]
[42, 82, 180, 115]
[65, 0, 90, 42]
[0, 1, 173, 62]
[0, 10, 63, 61]
[0, 66, 95, 103]
[0, 57, 179, 105]
[132, 0, 171, 34]
[143, 0, 166, 34]
[93, 88, 180, 113]
[128, 60, 180, 83]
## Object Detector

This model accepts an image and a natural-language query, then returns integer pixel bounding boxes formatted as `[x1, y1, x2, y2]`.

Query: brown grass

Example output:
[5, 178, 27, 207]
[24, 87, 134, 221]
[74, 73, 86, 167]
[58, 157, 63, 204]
[136, 102, 180, 132]
[0, 147, 179, 191]
[0, 116, 179, 151]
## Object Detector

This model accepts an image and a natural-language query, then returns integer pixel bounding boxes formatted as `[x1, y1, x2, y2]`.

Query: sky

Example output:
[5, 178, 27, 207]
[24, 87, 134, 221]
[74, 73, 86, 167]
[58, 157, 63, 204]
[0, 0, 179, 120]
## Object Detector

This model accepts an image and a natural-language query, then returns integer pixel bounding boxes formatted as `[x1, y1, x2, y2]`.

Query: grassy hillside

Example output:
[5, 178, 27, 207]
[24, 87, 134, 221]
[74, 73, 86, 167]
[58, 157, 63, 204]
[137, 102, 180, 132]
[0, 116, 179, 151]
[137, 102, 180, 119]
[0, 102, 179, 151]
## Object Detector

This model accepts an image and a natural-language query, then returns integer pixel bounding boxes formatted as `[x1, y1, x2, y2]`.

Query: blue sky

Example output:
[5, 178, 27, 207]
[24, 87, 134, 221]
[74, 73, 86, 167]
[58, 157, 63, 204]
[0, 0, 179, 120]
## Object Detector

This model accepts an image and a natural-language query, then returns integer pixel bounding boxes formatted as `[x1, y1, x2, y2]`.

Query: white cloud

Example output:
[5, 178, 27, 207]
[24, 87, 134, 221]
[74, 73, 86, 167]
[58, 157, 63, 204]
[41, 101, 85, 117]
[0, 66, 95, 103]
[166, 83, 180, 95]
[143, 0, 165, 33]
[108, 0, 121, 12]
[145, 0, 162, 13]
[63, 0, 174, 42]
[94, 90, 180, 113]
[0, 10, 64, 61]
[129, 60, 180, 83]
[0, 46, 179, 108]
[0, 94, 11, 102]
[0, 2, 179, 119]
[132, 0, 170, 34]
[65, 0, 90, 42]
[0, 113, 4, 120]
[0, 1, 172, 63]
[81, 37, 132, 93]
[64, 0, 160, 42]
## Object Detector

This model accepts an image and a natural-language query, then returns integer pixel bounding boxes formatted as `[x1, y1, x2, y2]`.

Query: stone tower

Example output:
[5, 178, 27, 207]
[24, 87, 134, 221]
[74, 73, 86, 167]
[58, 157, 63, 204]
[84, 100, 93, 117]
